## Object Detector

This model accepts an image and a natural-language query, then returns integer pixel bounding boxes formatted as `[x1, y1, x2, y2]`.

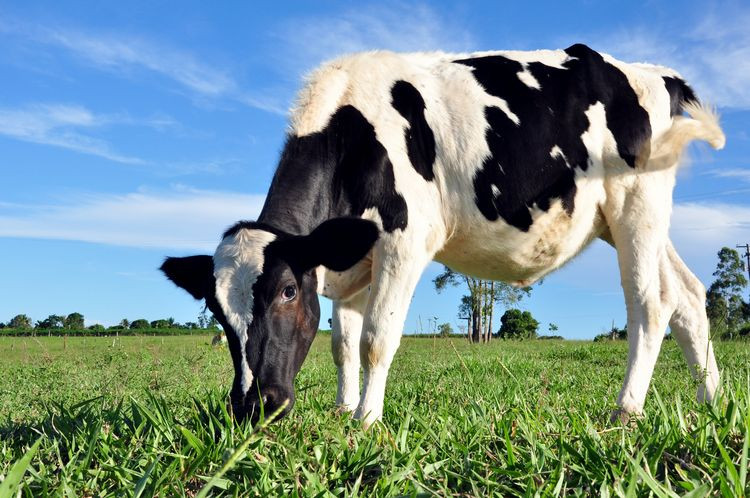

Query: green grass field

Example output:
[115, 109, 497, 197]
[1, 335, 749, 496]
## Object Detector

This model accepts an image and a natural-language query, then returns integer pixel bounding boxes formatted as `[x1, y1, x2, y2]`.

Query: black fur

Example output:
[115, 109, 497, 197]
[233, 256, 320, 423]
[258, 105, 408, 234]
[391, 80, 436, 181]
[454, 43, 652, 231]
[223, 220, 287, 240]
[160, 255, 214, 300]
[275, 217, 380, 274]
[663, 76, 697, 116]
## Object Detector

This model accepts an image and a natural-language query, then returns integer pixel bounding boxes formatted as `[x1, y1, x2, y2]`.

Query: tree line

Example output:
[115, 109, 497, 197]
[0, 308, 221, 334]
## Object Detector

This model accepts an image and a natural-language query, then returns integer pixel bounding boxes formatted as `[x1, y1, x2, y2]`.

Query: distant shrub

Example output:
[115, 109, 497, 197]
[438, 323, 453, 337]
[593, 325, 627, 342]
[130, 319, 150, 330]
[497, 309, 539, 339]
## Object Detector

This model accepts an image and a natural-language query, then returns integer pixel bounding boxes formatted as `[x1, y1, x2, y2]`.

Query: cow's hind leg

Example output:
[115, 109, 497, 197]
[605, 173, 680, 420]
[666, 243, 720, 402]
[331, 290, 368, 413]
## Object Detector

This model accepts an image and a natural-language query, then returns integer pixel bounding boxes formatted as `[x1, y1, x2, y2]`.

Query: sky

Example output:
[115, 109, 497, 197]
[1, 1, 749, 338]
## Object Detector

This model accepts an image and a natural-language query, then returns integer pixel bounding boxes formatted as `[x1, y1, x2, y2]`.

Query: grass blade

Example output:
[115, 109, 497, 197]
[196, 399, 289, 498]
[0, 437, 42, 498]
[133, 457, 159, 498]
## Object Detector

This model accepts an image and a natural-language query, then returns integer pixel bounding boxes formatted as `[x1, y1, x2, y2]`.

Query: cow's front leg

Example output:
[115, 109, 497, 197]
[354, 243, 430, 428]
[331, 290, 368, 413]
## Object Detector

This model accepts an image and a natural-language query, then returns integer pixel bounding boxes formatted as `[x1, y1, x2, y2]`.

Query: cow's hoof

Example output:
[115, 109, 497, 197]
[609, 408, 641, 426]
[334, 405, 356, 416]
[353, 408, 381, 430]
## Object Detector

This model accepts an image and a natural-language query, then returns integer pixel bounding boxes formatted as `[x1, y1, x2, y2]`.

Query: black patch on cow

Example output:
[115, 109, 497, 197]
[258, 105, 407, 234]
[454, 43, 652, 231]
[223, 220, 287, 240]
[391, 80, 436, 181]
[663, 76, 697, 116]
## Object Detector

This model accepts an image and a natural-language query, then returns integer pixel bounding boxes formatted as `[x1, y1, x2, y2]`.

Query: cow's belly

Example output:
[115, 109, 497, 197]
[435, 180, 606, 285]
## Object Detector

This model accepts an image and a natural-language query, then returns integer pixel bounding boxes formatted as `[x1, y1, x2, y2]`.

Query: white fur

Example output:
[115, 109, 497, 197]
[517, 66, 541, 89]
[214, 229, 276, 393]
[284, 49, 725, 427]
[331, 290, 369, 411]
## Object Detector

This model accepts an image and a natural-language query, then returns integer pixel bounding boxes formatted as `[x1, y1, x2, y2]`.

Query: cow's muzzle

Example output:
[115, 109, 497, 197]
[231, 384, 294, 425]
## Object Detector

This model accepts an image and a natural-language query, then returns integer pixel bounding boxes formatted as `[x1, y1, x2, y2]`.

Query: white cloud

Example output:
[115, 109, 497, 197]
[276, 4, 475, 74]
[706, 168, 750, 183]
[0, 186, 266, 252]
[670, 201, 750, 280]
[0, 19, 284, 115]
[45, 29, 236, 97]
[591, 4, 750, 109]
[0, 103, 146, 164]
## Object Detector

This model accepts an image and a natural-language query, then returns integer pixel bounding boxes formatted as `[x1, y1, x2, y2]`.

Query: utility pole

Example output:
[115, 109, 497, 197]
[737, 244, 750, 296]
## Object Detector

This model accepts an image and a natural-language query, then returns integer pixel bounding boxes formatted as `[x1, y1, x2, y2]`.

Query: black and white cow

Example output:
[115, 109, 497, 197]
[162, 44, 725, 427]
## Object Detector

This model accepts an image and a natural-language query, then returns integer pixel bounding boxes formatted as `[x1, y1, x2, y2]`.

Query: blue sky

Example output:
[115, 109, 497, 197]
[1, 1, 748, 338]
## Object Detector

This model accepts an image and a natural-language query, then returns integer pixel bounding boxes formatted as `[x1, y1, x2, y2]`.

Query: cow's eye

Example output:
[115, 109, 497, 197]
[281, 285, 297, 302]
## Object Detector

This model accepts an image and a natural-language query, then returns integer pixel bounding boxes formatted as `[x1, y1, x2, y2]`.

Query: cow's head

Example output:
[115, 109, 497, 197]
[160, 217, 378, 423]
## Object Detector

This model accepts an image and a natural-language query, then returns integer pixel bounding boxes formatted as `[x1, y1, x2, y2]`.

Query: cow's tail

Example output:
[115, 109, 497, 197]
[649, 99, 725, 168]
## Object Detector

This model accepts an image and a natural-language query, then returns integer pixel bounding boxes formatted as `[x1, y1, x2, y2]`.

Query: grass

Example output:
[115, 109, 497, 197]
[1, 335, 749, 496]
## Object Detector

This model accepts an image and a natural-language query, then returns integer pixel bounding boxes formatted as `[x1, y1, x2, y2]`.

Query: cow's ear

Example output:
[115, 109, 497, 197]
[282, 218, 379, 273]
[160, 255, 214, 300]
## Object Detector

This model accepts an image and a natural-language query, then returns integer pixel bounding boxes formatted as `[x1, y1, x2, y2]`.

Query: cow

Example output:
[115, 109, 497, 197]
[161, 44, 725, 427]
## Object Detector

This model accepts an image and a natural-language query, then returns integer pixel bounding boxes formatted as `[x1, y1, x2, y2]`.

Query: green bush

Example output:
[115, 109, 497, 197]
[497, 309, 539, 339]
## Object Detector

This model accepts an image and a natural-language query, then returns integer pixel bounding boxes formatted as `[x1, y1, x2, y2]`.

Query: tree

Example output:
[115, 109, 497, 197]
[35, 314, 65, 329]
[9, 314, 32, 329]
[434, 266, 530, 343]
[119, 319, 130, 329]
[150, 319, 171, 329]
[88, 324, 105, 331]
[198, 308, 210, 329]
[438, 322, 453, 337]
[207, 316, 220, 330]
[497, 309, 539, 339]
[64, 312, 85, 330]
[130, 319, 150, 329]
[457, 295, 473, 341]
[706, 247, 748, 339]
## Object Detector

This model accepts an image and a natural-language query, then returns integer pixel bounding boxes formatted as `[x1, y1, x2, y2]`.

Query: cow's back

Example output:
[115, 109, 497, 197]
[288, 46, 685, 284]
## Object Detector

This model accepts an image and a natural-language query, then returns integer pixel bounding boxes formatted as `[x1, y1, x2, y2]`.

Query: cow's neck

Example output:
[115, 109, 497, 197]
[258, 104, 408, 236]
[257, 131, 342, 236]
